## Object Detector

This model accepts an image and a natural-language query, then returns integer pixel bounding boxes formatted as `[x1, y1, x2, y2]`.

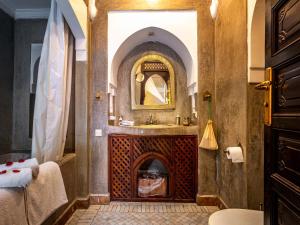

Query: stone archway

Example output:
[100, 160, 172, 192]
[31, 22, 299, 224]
[248, 0, 265, 83]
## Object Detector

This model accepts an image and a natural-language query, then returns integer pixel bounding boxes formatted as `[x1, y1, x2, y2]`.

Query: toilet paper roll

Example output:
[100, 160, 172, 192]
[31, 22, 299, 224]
[226, 147, 244, 163]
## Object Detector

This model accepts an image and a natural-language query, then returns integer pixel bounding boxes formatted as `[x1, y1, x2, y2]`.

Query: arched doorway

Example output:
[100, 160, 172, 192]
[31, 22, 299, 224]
[248, 0, 265, 83]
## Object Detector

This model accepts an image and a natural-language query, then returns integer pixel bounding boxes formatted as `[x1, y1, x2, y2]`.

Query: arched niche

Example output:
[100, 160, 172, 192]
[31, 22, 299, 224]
[108, 11, 197, 96]
[248, 0, 265, 83]
[132, 152, 174, 199]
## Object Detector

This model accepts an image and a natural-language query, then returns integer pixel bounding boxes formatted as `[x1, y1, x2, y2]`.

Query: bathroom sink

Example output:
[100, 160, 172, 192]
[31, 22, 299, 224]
[134, 124, 178, 129]
[108, 124, 198, 135]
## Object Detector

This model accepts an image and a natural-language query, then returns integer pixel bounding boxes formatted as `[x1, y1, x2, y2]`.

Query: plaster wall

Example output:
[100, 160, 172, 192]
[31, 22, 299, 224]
[116, 42, 191, 124]
[246, 86, 264, 209]
[0, 9, 14, 154]
[12, 19, 47, 151]
[90, 0, 217, 196]
[215, 0, 264, 209]
[75, 61, 90, 197]
[215, 0, 248, 208]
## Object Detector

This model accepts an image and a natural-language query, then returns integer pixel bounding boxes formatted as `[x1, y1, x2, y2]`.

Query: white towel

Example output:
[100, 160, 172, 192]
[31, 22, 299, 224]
[120, 120, 135, 126]
[0, 158, 40, 178]
[0, 158, 39, 170]
[27, 161, 68, 225]
[0, 168, 33, 188]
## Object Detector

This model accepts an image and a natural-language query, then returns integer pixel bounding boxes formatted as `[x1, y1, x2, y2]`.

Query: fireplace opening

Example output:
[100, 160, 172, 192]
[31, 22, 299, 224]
[137, 158, 169, 198]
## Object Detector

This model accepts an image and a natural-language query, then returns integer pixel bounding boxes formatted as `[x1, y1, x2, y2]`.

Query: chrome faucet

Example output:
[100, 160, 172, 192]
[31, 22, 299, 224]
[146, 114, 156, 125]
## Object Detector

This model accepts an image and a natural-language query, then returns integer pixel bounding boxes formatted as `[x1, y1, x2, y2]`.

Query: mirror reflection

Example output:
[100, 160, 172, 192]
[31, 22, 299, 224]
[131, 55, 175, 110]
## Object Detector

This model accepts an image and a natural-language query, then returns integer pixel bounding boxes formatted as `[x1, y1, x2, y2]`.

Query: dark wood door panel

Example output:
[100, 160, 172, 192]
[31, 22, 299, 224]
[274, 130, 300, 187]
[269, 0, 300, 67]
[267, 180, 300, 225]
[273, 116, 300, 130]
[273, 0, 300, 53]
[270, 193, 300, 225]
[277, 199, 300, 225]
[271, 174, 300, 213]
[266, 0, 300, 224]
[273, 55, 300, 114]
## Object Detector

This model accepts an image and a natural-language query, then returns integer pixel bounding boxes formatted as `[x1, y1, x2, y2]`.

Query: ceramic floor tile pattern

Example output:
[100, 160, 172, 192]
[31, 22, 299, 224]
[66, 202, 219, 225]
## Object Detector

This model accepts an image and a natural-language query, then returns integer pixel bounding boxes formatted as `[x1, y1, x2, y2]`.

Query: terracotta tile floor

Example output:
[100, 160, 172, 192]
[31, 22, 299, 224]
[66, 202, 219, 225]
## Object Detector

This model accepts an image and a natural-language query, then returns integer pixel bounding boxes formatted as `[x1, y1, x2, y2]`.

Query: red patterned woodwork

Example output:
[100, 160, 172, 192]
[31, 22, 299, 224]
[132, 136, 173, 162]
[109, 134, 198, 202]
[110, 136, 132, 200]
[174, 136, 197, 200]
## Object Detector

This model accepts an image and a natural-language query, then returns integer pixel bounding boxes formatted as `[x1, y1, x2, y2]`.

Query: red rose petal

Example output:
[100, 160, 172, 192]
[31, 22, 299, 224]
[6, 162, 13, 166]
[0, 170, 7, 175]
[13, 170, 20, 173]
[18, 159, 25, 163]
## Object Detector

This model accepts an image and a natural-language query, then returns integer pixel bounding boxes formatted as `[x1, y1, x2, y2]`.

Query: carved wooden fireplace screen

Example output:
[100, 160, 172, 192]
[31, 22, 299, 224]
[109, 134, 198, 202]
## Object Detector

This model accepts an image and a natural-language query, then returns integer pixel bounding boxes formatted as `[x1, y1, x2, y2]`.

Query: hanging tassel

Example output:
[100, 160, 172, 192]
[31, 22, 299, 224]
[199, 119, 218, 150]
[199, 93, 218, 150]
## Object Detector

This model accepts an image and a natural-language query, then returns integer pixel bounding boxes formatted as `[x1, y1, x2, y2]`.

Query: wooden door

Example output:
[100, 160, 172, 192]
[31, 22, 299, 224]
[264, 0, 300, 224]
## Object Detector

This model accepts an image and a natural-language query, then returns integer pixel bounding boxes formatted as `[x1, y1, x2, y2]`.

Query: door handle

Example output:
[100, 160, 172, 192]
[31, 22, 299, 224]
[255, 68, 272, 126]
[255, 80, 272, 90]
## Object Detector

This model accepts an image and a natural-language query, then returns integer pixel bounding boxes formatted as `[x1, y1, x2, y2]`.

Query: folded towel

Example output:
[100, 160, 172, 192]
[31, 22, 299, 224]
[0, 168, 33, 188]
[120, 120, 135, 126]
[0, 158, 39, 178]
[0, 158, 39, 170]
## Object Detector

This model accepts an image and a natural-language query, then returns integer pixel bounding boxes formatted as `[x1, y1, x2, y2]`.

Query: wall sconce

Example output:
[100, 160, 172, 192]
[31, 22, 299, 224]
[210, 0, 219, 19]
[89, 0, 97, 20]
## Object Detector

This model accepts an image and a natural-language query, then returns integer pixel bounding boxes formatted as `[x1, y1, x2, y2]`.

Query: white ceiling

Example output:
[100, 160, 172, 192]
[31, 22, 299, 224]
[0, 0, 51, 19]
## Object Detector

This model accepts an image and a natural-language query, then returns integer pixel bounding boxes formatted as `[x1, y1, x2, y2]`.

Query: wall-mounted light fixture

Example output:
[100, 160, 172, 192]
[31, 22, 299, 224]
[210, 0, 219, 19]
[89, 0, 97, 20]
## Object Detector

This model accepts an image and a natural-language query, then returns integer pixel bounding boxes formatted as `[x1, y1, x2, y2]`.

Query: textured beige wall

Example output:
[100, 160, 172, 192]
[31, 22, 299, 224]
[89, 0, 217, 196]
[214, 0, 264, 209]
[75, 61, 90, 198]
[246, 85, 264, 209]
[215, 0, 248, 208]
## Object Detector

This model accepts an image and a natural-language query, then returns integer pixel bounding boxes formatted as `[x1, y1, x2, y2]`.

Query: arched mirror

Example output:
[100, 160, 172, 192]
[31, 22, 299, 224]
[131, 54, 175, 110]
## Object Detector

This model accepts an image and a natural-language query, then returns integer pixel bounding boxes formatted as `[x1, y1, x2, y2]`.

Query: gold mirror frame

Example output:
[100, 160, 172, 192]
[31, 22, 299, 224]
[131, 54, 176, 110]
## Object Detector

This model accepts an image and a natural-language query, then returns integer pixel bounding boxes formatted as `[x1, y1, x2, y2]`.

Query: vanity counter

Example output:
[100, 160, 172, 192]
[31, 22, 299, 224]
[107, 125, 198, 135]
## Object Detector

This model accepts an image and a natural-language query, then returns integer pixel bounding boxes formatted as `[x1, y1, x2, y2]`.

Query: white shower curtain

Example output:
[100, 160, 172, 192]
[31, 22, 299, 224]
[32, 0, 74, 163]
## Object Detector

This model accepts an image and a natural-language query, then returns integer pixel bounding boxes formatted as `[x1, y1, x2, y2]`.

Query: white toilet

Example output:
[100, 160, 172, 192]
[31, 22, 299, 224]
[209, 209, 264, 225]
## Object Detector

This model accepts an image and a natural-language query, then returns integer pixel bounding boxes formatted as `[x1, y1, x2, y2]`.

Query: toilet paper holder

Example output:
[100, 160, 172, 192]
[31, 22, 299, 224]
[223, 143, 243, 154]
